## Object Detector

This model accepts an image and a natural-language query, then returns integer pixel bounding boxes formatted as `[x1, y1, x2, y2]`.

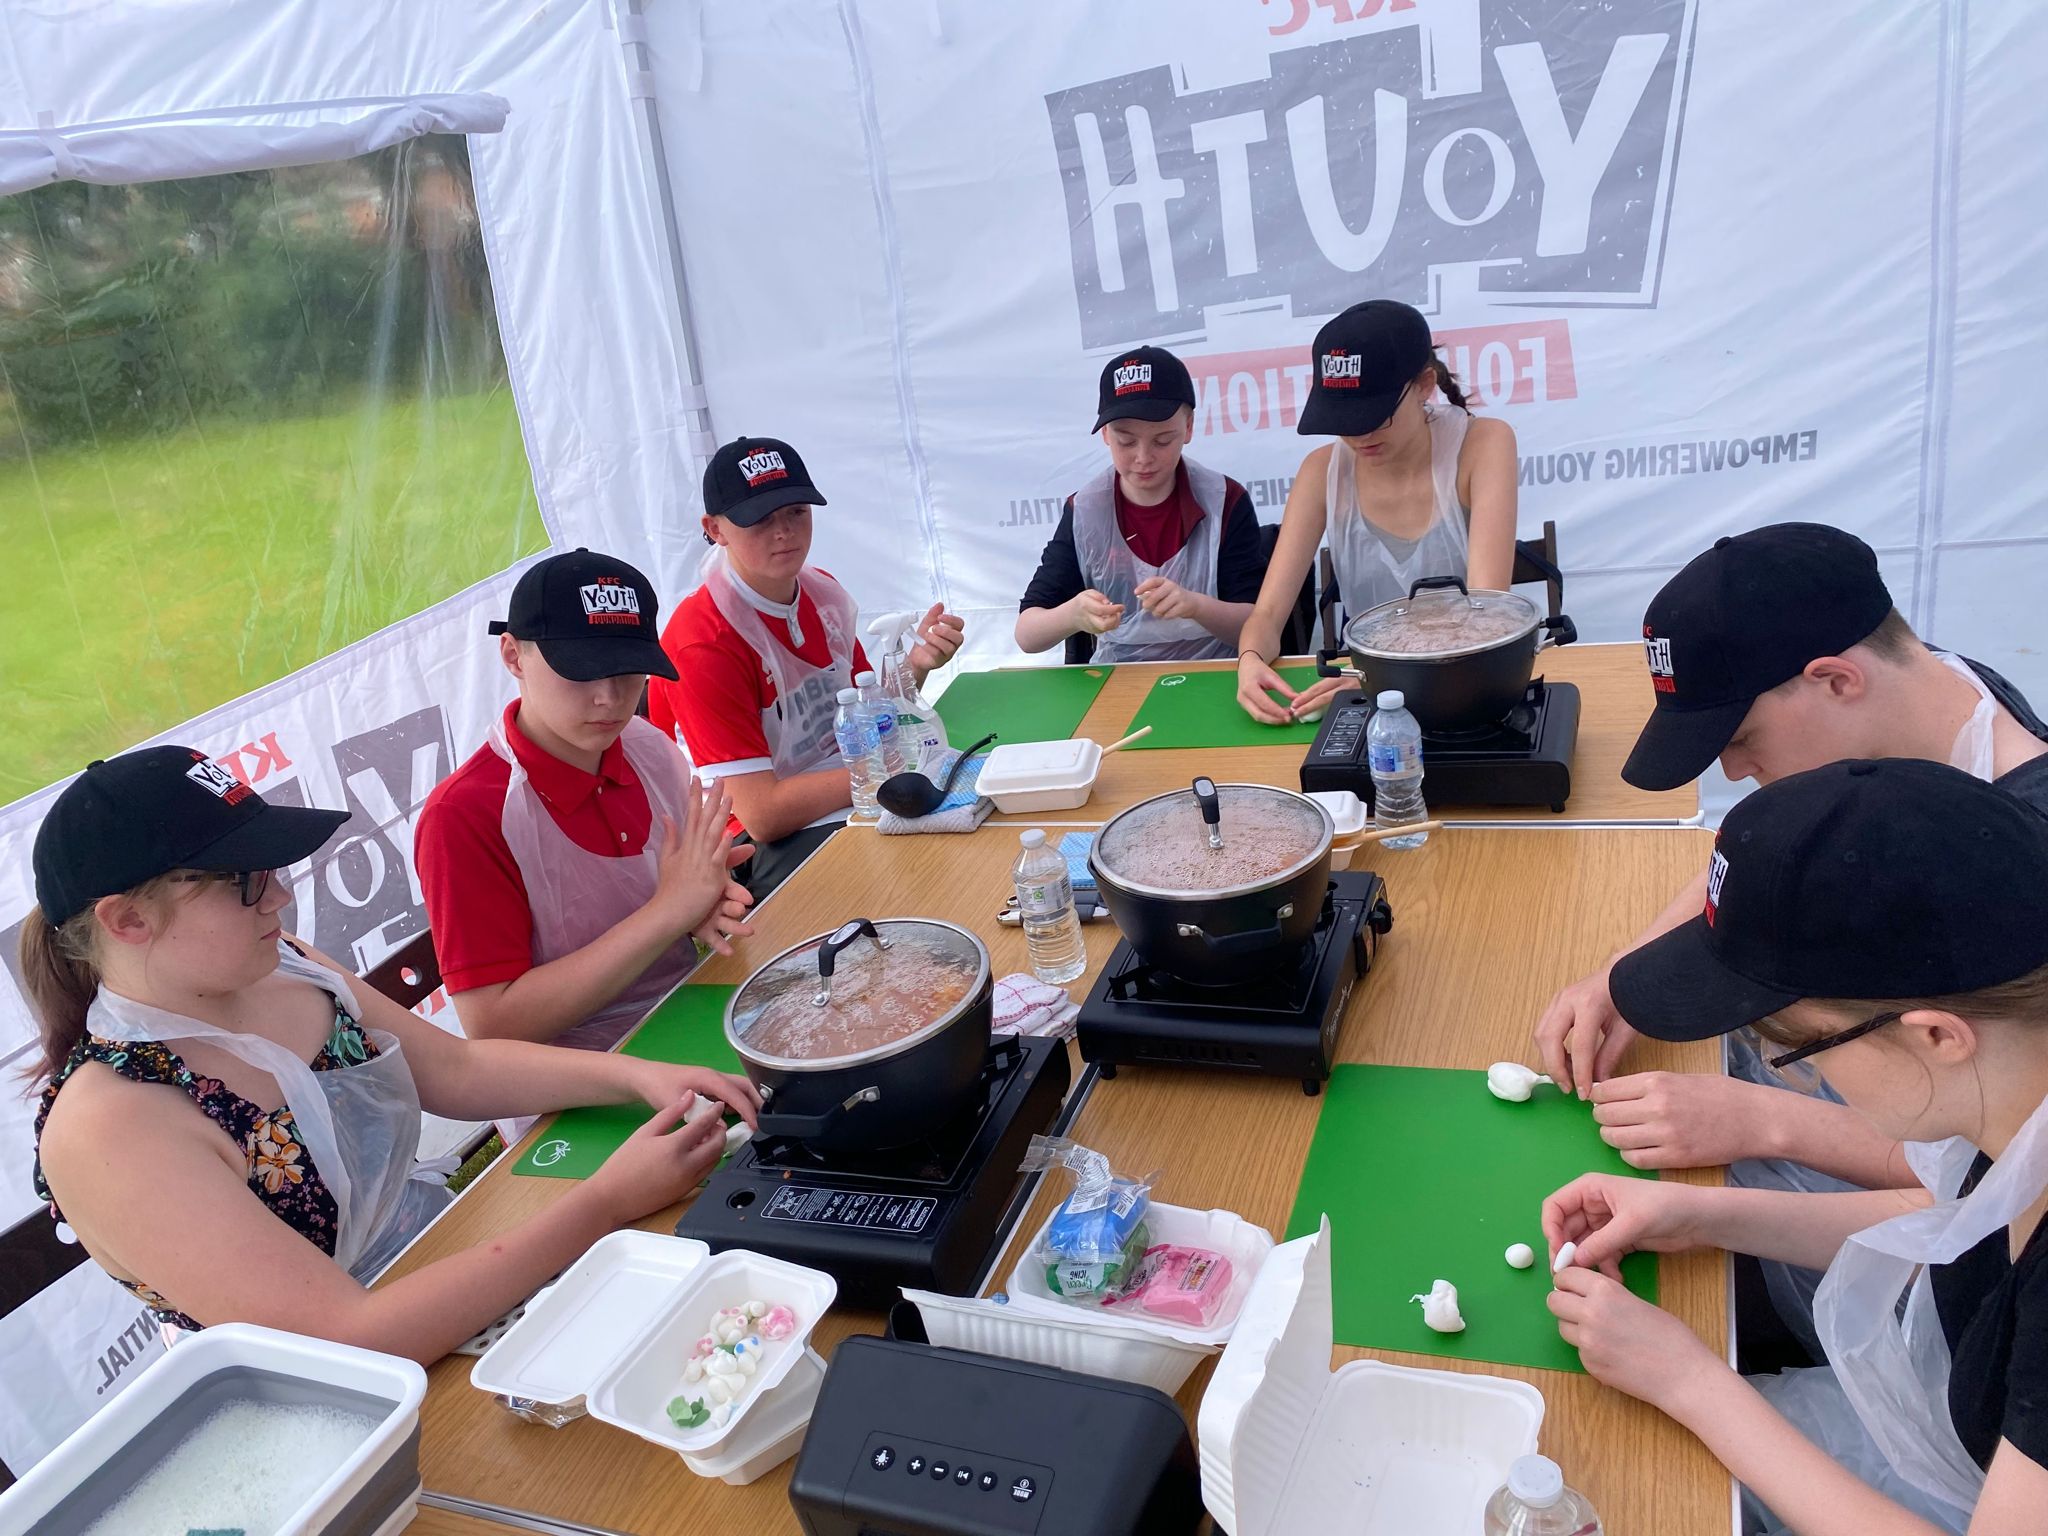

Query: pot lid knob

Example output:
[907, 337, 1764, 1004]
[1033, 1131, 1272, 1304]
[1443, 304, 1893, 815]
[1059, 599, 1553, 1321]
[811, 917, 892, 1007]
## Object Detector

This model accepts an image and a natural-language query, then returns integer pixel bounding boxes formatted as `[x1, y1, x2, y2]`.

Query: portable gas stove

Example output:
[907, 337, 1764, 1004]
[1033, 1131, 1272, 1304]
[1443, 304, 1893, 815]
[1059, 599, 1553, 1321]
[1299, 678, 1580, 812]
[676, 1033, 1070, 1308]
[1075, 870, 1391, 1095]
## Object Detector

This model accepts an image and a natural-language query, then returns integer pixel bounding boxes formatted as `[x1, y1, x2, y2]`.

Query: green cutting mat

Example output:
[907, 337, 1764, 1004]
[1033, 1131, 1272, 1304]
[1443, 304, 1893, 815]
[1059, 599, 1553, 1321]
[1285, 1065, 1658, 1374]
[934, 666, 1112, 747]
[1123, 666, 1322, 748]
[512, 985, 741, 1179]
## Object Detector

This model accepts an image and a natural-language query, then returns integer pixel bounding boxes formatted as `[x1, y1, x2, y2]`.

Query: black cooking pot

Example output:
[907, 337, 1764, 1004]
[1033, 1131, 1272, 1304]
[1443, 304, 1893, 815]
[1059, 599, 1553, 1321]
[1089, 778, 1334, 987]
[724, 916, 992, 1153]
[1319, 577, 1577, 735]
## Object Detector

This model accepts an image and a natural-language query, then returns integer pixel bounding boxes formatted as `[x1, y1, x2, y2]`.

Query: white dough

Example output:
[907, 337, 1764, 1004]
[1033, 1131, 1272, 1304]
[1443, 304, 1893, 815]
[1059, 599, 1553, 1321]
[1293, 706, 1327, 725]
[744, 1300, 767, 1318]
[1505, 1243, 1535, 1270]
[1485, 1061, 1555, 1102]
[682, 1358, 704, 1383]
[704, 1374, 734, 1404]
[1552, 1240, 1578, 1275]
[1409, 1278, 1466, 1333]
[736, 1353, 757, 1376]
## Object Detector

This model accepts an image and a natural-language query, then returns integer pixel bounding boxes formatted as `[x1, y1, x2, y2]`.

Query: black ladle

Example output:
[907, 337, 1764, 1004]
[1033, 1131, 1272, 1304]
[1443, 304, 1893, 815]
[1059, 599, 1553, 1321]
[875, 732, 998, 818]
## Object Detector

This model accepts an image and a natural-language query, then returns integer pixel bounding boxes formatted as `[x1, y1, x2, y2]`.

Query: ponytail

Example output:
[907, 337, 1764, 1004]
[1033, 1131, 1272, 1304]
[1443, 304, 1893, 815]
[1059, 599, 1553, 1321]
[19, 906, 103, 1083]
[1430, 357, 1471, 413]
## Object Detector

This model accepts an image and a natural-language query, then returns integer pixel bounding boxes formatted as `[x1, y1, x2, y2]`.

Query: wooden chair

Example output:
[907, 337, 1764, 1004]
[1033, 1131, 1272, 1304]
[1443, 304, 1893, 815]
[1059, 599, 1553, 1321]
[1315, 518, 1569, 649]
[360, 927, 443, 1011]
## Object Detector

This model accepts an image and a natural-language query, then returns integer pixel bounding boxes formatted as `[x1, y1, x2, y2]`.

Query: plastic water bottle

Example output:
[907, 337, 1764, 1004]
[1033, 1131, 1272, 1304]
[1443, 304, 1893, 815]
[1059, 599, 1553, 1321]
[1013, 829, 1087, 985]
[1366, 689, 1429, 848]
[1483, 1455, 1603, 1535]
[867, 613, 950, 771]
[834, 688, 883, 824]
[855, 669, 907, 780]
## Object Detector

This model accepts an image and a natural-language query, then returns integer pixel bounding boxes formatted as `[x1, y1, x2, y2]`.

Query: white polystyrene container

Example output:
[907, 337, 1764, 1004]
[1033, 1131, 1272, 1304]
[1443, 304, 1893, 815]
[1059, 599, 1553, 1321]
[585, 1249, 837, 1457]
[0, 1323, 426, 1536]
[978, 739, 1102, 812]
[901, 1288, 1215, 1396]
[1002, 1200, 1275, 1347]
[678, 1347, 827, 1485]
[1308, 790, 1369, 837]
[1198, 1218, 1545, 1536]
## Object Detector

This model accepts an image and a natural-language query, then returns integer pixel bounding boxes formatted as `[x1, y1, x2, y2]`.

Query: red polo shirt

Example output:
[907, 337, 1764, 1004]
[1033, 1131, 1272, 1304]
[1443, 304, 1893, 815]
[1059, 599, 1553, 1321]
[415, 702, 659, 994]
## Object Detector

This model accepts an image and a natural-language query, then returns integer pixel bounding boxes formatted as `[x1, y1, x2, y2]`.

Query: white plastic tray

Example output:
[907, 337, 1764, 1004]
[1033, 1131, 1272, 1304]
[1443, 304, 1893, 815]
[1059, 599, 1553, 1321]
[978, 739, 1101, 812]
[1002, 1200, 1275, 1346]
[586, 1249, 837, 1456]
[679, 1347, 827, 1485]
[902, 1288, 1215, 1396]
[469, 1229, 710, 1410]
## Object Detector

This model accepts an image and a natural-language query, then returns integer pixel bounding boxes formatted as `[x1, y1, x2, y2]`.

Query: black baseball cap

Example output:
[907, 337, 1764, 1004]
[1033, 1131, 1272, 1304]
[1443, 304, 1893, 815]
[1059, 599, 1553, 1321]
[1093, 346, 1196, 431]
[488, 548, 677, 683]
[702, 436, 826, 527]
[1612, 758, 2048, 1042]
[1296, 299, 1435, 437]
[34, 746, 350, 924]
[1622, 524, 1895, 790]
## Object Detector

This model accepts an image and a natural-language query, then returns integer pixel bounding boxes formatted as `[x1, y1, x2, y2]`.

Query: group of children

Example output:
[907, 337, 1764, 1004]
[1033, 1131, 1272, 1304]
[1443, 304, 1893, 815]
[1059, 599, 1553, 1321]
[18, 294, 2048, 1534]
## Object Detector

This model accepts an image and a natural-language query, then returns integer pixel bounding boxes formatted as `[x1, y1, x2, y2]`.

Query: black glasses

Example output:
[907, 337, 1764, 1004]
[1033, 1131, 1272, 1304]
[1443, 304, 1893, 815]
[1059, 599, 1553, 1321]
[1766, 1011, 1903, 1072]
[169, 869, 273, 907]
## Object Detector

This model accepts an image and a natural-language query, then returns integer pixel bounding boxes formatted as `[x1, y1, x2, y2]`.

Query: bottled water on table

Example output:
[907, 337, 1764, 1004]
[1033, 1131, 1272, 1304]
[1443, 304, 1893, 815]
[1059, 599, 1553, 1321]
[855, 668, 907, 780]
[1013, 829, 1086, 984]
[1483, 1455, 1603, 1535]
[834, 687, 883, 824]
[1366, 688, 1429, 848]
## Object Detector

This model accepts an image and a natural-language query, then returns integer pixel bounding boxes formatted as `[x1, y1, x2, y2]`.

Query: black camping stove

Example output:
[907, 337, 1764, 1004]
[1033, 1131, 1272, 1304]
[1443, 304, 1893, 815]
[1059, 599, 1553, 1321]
[1299, 678, 1581, 812]
[677, 1033, 1070, 1309]
[1075, 870, 1391, 1096]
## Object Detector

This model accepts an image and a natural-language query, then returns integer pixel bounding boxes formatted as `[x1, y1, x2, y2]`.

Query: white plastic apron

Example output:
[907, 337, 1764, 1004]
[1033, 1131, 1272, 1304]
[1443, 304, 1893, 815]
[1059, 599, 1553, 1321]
[1071, 461, 1233, 664]
[1325, 403, 1472, 616]
[1937, 651, 1999, 780]
[488, 713, 699, 1058]
[87, 946, 446, 1284]
[700, 546, 861, 778]
[1809, 1095, 2048, 1521]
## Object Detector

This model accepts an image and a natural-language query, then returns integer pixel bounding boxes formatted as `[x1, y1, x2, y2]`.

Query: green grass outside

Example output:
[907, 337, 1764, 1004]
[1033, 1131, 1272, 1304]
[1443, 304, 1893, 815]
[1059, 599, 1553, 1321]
[0, 389, 545, 803]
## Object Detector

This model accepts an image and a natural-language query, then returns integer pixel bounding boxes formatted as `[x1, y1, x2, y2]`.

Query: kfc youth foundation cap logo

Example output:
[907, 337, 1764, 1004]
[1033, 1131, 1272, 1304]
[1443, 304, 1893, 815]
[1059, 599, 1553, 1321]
[1704, 847, 1730, 926]
[1112, 360, 1154, 395]
[185, 752, 253, 805]
[579, 578, 643, 625]
[1321, 350, 1363, 388]
[1644, 629, 1676, 694]
[737, 449, 788, 488]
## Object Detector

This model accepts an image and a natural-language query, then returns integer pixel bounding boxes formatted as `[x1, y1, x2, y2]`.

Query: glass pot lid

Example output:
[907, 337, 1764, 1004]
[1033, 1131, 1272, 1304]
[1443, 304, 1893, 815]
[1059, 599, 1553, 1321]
[1344, 581, 1540, 661]
[1093, 780, 1332, 898]
[728, 917, 989, 1067]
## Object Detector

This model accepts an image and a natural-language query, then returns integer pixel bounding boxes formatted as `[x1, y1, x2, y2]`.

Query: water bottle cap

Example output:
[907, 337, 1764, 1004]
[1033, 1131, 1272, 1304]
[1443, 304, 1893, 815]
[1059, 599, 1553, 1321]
[855, 670, 878, 687]
[1506, 1455, 1563, 1508]
[1019, 829, 1047, 849]
[836, 687, 861, 703]
[1375, 690, 1405, 712]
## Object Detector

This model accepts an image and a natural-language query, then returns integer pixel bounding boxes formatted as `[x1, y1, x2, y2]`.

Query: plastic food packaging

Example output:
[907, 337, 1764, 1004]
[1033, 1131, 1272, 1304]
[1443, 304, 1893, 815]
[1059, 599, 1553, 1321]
[1019, 1135, 1157, 1268]
[1126, 1244, 1235, 1327]
[1047, 1221, 1150, 1300]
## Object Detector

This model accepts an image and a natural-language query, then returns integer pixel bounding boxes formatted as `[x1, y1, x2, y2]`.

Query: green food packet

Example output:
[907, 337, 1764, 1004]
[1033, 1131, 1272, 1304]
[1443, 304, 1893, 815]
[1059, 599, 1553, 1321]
[1046, 1220, 1149, 1298]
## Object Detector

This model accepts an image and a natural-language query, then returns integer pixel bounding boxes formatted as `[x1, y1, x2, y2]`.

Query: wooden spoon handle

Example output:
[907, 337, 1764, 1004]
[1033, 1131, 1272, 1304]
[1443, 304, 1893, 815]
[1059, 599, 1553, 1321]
[1353, 819, 1444, 844]
[1099, 725, 1153, 755]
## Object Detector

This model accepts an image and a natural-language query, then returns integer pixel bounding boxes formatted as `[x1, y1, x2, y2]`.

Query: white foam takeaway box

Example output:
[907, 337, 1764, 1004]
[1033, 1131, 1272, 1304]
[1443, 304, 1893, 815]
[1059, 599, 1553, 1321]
[0, 1322, 426, 1536]
[1198, 1219, 1546, 1536]
[470, 1231, 835, 1484]
[977, 739, 1102, 812]
[900, 1288, 1215, 1396]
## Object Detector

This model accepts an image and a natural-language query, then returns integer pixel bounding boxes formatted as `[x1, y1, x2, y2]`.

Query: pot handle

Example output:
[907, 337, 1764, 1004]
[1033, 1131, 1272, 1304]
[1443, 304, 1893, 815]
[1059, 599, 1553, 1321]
[1407, 575, 1471, 600]
[1537, 613, 1579, 651]
[813, 918, 893, 1007]
[755, 1085, 883, 1142]
[1315, 646, 1363, 681]
[1174, 904, 1298, 956]
[1191, 777, 1224, 850]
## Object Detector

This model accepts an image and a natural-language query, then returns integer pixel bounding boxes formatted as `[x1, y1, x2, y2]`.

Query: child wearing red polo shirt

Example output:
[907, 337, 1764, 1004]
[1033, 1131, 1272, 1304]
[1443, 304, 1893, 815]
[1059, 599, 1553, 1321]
[649, 437, 964, 897]
[416, 550, 752, 1069]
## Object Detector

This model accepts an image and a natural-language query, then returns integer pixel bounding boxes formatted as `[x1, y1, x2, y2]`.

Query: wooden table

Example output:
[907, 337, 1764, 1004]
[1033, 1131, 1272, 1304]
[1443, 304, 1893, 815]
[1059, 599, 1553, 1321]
[977, 641, 1697, 827]
[386, 824, 1727, 1534]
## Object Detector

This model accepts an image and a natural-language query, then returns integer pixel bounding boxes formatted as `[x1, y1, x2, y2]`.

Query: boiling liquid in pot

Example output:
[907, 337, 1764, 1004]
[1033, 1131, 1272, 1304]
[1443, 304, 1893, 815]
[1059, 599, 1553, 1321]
[1349, 594, 1531, 655]
[735, 940, 976, 1061]
[1098, 787, 1326, 892]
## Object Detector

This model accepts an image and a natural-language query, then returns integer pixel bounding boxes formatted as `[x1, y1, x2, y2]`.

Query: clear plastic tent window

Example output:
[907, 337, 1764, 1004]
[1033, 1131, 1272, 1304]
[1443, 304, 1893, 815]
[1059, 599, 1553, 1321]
[0, 135, 543, 800]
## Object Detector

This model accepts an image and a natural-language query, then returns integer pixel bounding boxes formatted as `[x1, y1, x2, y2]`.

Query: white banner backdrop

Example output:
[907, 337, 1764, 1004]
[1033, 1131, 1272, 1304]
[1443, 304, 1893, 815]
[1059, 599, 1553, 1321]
[647, 0, 2047, 707]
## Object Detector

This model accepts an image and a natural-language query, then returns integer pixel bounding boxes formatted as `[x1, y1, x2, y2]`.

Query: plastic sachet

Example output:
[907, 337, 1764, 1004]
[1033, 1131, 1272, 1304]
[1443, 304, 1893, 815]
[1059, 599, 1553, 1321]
[1019, 1134, 1159, 1292]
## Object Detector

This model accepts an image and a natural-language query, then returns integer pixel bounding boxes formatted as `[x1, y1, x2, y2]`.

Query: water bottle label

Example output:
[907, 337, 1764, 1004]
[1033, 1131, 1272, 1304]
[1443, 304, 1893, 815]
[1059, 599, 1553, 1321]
[873, 710, 898, 738]
[1017, 877, 1071, 918]
[1368, 740, 1422, 775]
[835, 722, 878, 756]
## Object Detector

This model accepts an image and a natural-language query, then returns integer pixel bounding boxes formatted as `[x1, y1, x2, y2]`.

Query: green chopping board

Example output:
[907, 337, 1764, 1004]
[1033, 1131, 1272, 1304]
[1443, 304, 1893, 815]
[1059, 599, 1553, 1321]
[511, 985, 741, 1179]
[1284, 1064, 1659, 1374]
[1123, 665, 1322, 748]
[934, 665, 1112, 747]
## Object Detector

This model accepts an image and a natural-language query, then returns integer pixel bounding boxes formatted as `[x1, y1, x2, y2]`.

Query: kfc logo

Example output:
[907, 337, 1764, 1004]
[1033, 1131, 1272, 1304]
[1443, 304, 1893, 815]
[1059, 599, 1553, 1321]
[1321, 351, 1363, 388]
[1112, 361, 1154, 395]
[185, 754, 252, 805]
[1645, 634, 1675, 694]
[1704, 848, 1729, 926]
[738, 450, 788, 487]
[580, 580, 642, 624]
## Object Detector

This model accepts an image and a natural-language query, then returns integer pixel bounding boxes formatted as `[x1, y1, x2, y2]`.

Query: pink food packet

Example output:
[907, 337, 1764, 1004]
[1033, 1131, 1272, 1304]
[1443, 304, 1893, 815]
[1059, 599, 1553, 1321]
[1131, 1244, 1233, 1326]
